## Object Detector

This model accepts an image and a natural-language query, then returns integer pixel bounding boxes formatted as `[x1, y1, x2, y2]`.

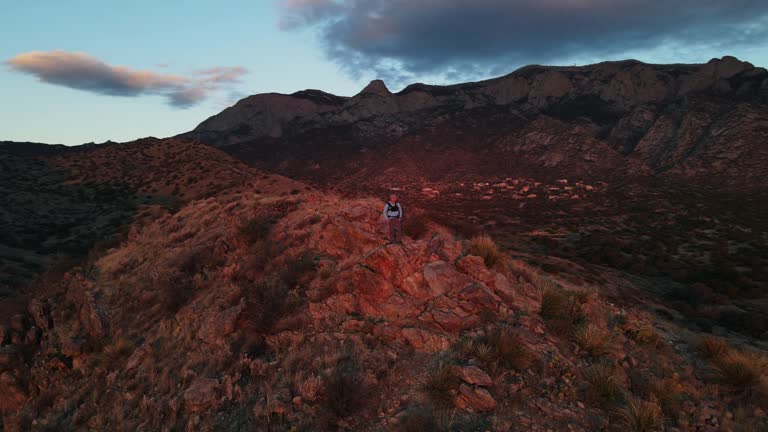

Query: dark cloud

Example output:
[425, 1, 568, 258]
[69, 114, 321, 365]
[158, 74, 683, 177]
[278, 0, 768, 82]
[6, 51, 248, 108]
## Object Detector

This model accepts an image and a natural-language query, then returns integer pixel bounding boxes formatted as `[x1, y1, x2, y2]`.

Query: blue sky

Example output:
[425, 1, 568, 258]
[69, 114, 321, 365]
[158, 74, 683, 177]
[3, 1, 768, 145]
[1, 1, 365, 145]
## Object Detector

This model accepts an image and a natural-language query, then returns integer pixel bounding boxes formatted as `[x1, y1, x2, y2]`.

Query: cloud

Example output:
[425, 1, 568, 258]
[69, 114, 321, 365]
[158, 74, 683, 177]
[277, 0, 768, 83]
[6, 51, 248, 108]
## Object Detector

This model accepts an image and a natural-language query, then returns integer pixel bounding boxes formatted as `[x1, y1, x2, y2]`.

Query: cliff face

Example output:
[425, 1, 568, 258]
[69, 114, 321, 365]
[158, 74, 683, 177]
[181, 56, 768, 188]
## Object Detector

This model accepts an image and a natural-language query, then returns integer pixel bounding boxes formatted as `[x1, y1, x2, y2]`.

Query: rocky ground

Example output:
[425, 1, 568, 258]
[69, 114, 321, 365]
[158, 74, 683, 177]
[1, 139, 766, 431]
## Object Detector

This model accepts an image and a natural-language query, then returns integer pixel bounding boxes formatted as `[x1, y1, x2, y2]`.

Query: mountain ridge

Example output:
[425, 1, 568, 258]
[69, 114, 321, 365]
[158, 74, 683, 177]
[179, 56, 768, 190]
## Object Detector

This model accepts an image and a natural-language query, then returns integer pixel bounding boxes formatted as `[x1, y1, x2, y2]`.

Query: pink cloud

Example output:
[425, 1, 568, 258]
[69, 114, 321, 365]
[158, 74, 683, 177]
[6, 50, 248, 108]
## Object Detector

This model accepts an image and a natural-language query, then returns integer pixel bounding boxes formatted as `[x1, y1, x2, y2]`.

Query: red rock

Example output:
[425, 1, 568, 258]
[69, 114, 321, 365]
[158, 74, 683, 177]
[423, 261, 468, 297]
[452, 365, 493, 387]
[456, 384, 497, 412]
[183, 377, 220, 412]
[457, 283, 499, 313]
[401, 328, 451, 353]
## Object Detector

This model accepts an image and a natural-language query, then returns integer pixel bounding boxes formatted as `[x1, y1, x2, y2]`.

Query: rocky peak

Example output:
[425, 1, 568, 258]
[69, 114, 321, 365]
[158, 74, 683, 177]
[358, 79, 392, 97]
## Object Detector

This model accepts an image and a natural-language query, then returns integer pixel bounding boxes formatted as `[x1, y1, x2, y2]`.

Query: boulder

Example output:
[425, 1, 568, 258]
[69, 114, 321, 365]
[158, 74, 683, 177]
[455, 384, 497, 412]
[452, 365, 493, 387]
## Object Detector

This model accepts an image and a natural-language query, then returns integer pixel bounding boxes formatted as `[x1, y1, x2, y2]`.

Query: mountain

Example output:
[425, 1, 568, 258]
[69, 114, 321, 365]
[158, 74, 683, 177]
[181, 56, 768, 189]
[1, 138, 766, 431]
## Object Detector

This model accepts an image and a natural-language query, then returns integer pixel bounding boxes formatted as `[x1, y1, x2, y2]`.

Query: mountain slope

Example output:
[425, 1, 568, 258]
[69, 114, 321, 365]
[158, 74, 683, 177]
[1, 138, 767, 431]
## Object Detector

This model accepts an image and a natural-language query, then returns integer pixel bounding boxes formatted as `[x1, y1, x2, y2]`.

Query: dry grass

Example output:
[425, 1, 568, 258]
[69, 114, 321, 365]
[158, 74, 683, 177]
[697, 335, 730, 359]
[708, 351, 768, 397]
[633, 324, 663, 348]
[585, 363, 624, 406]
[294, 373, 323, 403]
[574, 323, 611, 356]
[648, 377, 683, 422]
[617, 394, 664, 432]
[483, 327, 532, 370]
[540, 287, 584, 335]
[467, 234, 504, 268]
[540, 287, 571, 319]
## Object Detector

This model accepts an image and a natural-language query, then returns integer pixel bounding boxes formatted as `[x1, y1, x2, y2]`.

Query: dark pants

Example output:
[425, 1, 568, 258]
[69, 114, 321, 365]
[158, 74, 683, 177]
[388, 218, 402, 243]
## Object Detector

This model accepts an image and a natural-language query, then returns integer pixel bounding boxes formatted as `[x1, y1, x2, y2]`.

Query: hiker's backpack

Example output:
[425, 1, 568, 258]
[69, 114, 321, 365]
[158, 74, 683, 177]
[386, 202, 401, 218]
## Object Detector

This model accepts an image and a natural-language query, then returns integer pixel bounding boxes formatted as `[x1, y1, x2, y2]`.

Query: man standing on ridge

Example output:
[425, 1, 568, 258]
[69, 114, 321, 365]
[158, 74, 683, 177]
[383, 194, 403, 244]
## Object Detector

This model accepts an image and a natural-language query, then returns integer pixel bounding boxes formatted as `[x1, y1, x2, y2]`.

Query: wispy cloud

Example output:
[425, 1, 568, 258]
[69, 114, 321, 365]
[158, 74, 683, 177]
[5, 50, 248, 108]
[277, 0, 768, 83]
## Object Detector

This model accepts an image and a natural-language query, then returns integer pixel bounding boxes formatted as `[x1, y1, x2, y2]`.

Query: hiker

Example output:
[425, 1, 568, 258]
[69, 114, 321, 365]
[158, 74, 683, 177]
[383, 194, 403, 244]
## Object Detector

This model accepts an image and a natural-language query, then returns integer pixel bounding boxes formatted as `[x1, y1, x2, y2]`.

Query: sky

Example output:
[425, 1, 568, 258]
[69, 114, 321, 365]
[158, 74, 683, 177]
[2, 0, 768, 145]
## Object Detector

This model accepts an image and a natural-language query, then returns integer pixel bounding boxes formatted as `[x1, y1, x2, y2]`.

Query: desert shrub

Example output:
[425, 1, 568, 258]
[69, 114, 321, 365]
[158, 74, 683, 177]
[467, 235, 504, 268]
[585, 363, 624, 406]
[540, 287, 584, 334]
[708, 351, 768, 397]
[424, 362, 459, 408]
[540, 287, 568, 318]
[324, 361, 366, 417]
[697, 335, 729, 359]
[243, 276, 301, 332]
[406, 212, 433, 240]
[574, 323, 611, 356]
[234, 240, 285, 281]
[449, 413, 490, 431]
[617, 394, 663, 432]
[155, 272, 196, 315]
[239, 214, 275, 243]
[278, 251, 316, 288]
[398, 406, 441, 432]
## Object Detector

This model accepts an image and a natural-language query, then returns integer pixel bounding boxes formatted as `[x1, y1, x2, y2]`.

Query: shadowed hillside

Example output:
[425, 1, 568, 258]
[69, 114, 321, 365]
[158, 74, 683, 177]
[1, 139, 766, 431]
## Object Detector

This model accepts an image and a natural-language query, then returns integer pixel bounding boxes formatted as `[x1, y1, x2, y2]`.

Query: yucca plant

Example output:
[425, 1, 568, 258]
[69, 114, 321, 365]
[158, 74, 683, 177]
[425, 362, 459, 408]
